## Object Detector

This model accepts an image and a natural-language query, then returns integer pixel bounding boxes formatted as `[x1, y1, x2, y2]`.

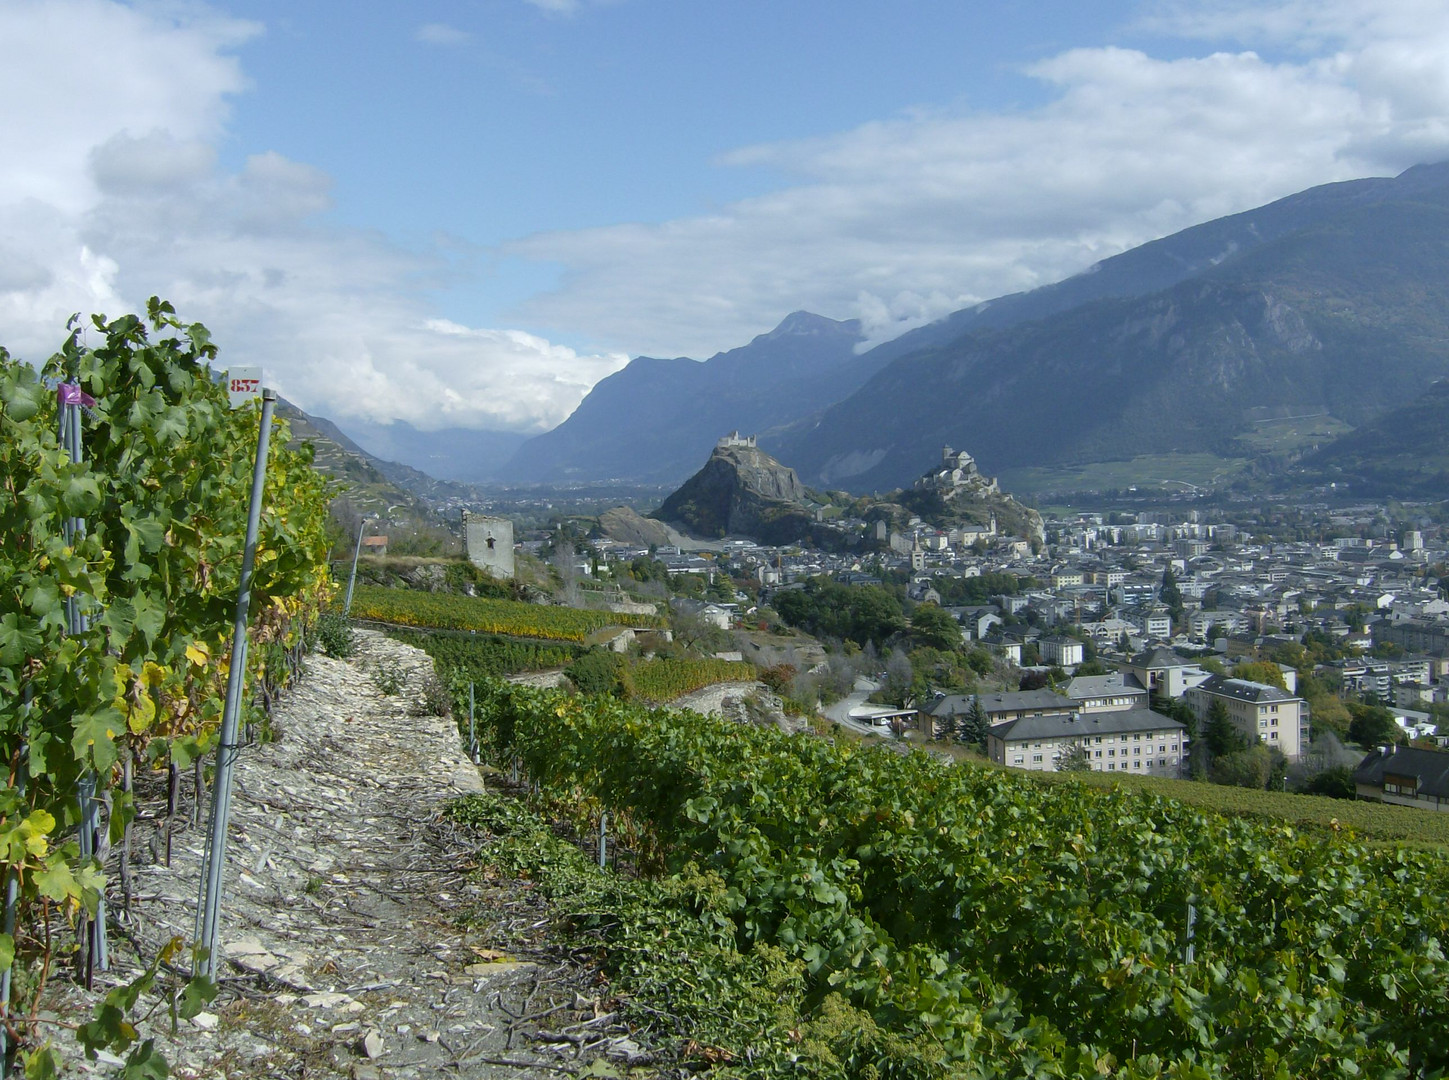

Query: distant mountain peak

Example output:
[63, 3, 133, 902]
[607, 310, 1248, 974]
[763, 310, 861, 339]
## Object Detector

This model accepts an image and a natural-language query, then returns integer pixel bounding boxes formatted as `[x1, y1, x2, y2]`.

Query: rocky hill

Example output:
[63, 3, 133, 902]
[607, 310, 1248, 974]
[597, 505, 689, 548]
[653, 437, 816, 544]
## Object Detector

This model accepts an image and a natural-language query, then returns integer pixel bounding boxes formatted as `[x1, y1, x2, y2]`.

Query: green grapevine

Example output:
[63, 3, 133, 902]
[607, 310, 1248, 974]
[0, 301, 332, 1070]
[349, 584, 664, 641]
[625, 657, 758, 703]
[472, 678, 1449, 1078]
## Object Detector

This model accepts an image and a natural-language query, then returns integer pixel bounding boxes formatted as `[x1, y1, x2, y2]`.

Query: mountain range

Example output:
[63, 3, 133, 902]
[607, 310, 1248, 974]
[324, 161, 1449, 499]
[1296, 380, 1449, 497]
[773, 163, 1449, 490]
[501, 311, 872, 484]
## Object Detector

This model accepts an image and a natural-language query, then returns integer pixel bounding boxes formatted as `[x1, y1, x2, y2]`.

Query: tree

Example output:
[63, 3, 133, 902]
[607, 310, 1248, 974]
[965, 648, 994, 676]
[957, 695, 988, 749]
[1232, 661, 1286, 689]
[566, 649, 624, 696]
[1056, 743, 1091, 772]
[1204, 699, 1249, 758]
[1304, 766, 1358, 799]
[1212, 745, 1274, 788]
[1160, 567, 1185, 624]
[1347, 702, 1401, 748]
[883, 648, 920, 708]
[551, 538, 580, 607]
[772, 577, 907, 649]
[672, 607, 731, 653]
[911, 604, 963, 651]
[760, 663, 797, 694]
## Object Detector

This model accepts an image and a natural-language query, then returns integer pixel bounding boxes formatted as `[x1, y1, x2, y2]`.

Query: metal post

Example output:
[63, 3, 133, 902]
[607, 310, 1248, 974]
[58, 386, 107, 979]
[195, 389, 277, 978]
[1185, 898, 1196, 964]
[469, 682, 476, 763]
[343, 516, 366, 618]
[77, 774, 108, 977]
[0, 744, 27, 1065]
[598, 813, 608, 870]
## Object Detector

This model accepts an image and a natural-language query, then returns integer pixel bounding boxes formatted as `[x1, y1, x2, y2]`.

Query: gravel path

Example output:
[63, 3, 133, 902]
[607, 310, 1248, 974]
[55, 630, 640, 1079]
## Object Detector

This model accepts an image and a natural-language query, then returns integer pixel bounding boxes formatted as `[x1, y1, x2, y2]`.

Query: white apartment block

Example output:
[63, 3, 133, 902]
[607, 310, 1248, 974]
[1065, 672, 1150, 713]
[1184, 674, 1308, 760]
[1039, 635, 1086, 667]
[987, 709, 1188, 777]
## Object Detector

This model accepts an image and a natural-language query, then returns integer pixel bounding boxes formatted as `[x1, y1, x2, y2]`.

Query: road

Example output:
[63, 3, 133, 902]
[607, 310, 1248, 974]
[821, 676, 895, 738]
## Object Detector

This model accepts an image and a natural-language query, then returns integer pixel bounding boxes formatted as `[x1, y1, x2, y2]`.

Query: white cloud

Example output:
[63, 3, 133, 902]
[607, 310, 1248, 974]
[415, 22, 471, 46]
[0, 0, 626, 432]
[512, 0, 1449, 357]
[9, 0, 1449, 437]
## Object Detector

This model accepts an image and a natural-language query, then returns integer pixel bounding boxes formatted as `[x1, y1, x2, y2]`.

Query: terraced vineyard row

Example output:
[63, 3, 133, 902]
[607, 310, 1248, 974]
[2, 304, 333, 1074]
[348, 584, 664, 641]
[625, 657, 758, 702]
[1044, 765, 1449, 850]
[386, 627, 581, 679]
[475, 678, 1449, 1079]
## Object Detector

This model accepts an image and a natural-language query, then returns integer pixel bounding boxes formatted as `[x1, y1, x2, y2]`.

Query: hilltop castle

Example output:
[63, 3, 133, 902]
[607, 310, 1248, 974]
[917, 445, 1000, 498]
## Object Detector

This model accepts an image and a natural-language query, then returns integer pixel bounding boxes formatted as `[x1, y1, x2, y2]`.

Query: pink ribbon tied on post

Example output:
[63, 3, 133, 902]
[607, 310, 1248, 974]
[57, 383, 97, 408]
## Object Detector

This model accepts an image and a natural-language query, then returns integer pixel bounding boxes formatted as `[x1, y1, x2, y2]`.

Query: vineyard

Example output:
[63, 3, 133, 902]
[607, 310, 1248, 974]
[1041, 765, 1449, 850]
[625, 657, 758, 702]
[385, 627, 581, 680]
[348, 584, 664, 641]
[470, 677, 1449, 1079]
[0, 303, 333, 1072]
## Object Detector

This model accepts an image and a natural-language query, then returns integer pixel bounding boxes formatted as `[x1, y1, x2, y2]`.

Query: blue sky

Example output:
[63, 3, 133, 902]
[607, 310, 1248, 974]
[3, 0, 1449, 435]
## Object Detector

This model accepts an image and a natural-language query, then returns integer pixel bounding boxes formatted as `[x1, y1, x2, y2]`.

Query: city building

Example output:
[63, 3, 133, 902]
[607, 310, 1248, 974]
[1353, 745, 1449, 812]
[1184, 674, 1308, 759]
[987, 709, 1187, 776]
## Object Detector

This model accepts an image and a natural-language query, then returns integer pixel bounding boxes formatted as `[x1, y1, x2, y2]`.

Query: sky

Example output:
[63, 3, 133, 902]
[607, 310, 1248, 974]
[4, 0, 1449, 437]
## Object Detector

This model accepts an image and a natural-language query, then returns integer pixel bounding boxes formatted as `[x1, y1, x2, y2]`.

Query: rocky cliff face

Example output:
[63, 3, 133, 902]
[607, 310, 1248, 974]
[654, 443, 813, 543]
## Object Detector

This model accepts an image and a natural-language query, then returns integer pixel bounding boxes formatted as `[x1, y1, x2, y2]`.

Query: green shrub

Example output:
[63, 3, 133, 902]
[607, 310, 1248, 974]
[565, 649, 624, 696]
[372, 661, 405, 696]
[316, 613, 355, 659]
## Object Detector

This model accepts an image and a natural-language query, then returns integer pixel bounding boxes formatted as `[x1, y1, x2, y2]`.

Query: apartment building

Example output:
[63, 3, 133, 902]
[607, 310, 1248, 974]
[987, 709, 1187, 776]
[1184, 674, 1308, 760]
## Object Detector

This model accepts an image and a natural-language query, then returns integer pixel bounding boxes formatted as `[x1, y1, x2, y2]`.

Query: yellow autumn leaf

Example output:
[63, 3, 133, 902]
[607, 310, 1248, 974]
[125, 692, 157, 735]
[185, 642, 209, 667]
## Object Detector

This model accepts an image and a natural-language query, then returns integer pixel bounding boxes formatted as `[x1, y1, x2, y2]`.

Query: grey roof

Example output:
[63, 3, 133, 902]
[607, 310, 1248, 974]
[927, 689, 1076, 718]
[994, 708, 1186, 744]
[1129, 646, 1191, 668]
[1353, 745, 1449, 798]
[1194, 673, 1301, 704]
[1065, 672, 1148, 700]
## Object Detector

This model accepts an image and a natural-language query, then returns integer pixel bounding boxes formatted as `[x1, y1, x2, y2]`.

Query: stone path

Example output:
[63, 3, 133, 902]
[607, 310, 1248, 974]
[56, 630, 643, 1079]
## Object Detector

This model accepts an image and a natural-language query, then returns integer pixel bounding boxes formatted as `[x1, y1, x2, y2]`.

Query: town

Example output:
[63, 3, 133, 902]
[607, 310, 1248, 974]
[473, 472, 1449, 810]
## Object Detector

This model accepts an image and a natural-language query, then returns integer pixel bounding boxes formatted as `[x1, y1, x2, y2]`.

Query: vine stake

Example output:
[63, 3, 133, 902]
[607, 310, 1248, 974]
[196, 388, 277, 978]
